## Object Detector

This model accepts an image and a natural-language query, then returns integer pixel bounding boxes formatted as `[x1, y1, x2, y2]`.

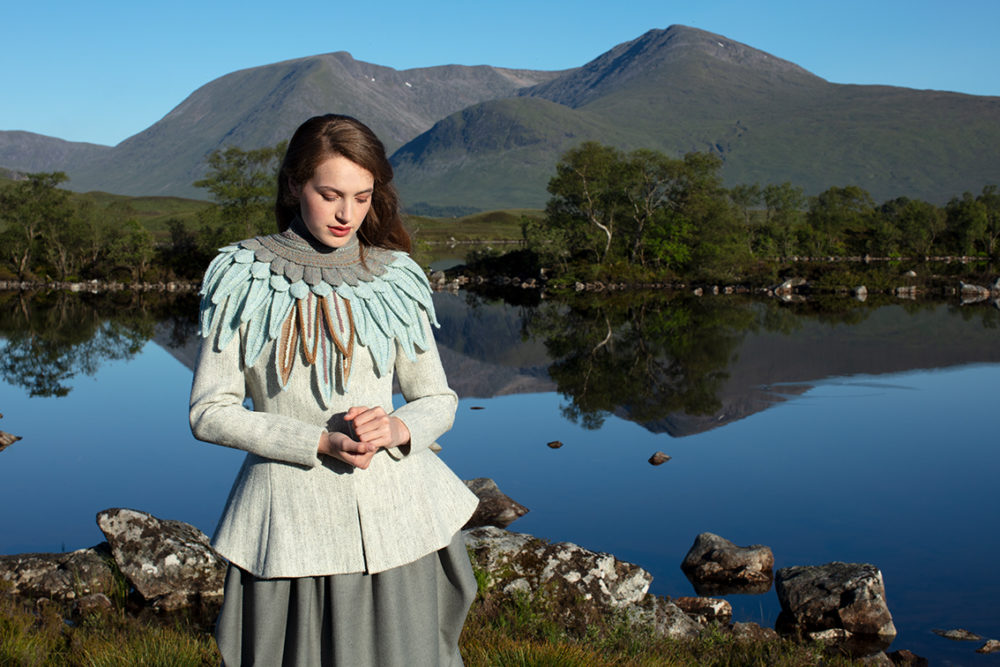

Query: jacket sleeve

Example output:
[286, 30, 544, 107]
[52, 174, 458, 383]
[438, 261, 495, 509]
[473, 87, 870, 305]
[385, 309, 458, 460]
[189, 322, 325, 469]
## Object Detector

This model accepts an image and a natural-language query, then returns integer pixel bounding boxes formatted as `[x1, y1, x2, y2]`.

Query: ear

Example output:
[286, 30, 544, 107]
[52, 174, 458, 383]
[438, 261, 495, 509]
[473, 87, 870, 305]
[288, 176, 301, 197]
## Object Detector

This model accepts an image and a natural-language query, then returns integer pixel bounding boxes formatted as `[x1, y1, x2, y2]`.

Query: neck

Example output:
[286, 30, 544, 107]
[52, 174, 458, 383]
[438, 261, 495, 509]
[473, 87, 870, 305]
[286, 216, 362, 258]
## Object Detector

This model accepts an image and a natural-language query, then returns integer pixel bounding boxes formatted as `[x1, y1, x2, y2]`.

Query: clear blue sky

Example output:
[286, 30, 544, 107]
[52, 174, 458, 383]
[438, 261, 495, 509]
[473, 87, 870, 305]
[3, 0, 997, 147]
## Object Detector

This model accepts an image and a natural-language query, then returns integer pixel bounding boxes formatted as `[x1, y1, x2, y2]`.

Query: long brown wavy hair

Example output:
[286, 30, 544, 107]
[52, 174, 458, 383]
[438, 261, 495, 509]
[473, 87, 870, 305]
[275, 114, 410, 252]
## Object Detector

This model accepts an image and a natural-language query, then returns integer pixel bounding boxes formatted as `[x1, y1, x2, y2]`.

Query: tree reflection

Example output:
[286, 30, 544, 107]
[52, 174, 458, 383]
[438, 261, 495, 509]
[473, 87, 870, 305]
[0, 291, 198, 397]
[526, 293, 757, 429]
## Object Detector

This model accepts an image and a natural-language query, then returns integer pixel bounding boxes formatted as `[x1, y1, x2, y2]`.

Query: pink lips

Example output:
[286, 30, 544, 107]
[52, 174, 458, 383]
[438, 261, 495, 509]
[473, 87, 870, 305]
[327, 225, 352, 237]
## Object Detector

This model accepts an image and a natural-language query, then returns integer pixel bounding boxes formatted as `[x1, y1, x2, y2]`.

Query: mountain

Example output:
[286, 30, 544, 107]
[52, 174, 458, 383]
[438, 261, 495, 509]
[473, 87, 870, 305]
[392, 25, 1000, 208]
[4, 25, 999, 207]
[0, 53, 562, 198]
[0, 131, 111, 175]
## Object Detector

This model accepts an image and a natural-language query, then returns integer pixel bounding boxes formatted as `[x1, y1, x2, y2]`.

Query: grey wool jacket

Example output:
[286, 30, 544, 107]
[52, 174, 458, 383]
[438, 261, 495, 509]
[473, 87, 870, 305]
[189, 222, 478, 578]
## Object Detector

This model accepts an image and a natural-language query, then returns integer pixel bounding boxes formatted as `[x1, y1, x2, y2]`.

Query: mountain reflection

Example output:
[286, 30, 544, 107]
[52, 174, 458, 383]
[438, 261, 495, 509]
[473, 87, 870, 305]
[3, 289, 1000, 437]
[525, 293, 753, 429]
[437, 291, 1000, 436]
[0, 291, 198, 397]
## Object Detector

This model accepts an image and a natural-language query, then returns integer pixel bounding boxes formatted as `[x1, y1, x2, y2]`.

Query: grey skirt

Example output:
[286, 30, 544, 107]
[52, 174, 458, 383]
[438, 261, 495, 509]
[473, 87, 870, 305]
[215, 532, 476, 667]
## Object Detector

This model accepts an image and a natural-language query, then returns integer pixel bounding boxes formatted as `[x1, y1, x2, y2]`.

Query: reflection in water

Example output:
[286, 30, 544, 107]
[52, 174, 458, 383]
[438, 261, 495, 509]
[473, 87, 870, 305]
[526, 293, 753, 429]
[441, 291, 1000, 436]
[0, 291, 198, 397]
[3, 289, 1000, 438]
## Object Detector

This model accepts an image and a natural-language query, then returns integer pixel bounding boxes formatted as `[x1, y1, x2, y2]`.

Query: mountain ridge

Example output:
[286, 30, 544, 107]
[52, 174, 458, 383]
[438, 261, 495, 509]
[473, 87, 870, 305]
[2, 24, 998, 207]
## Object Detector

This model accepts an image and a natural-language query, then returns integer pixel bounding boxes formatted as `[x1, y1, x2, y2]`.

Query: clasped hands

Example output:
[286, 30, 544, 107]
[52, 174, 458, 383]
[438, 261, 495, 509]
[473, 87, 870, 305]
[318, 406, 410, 469]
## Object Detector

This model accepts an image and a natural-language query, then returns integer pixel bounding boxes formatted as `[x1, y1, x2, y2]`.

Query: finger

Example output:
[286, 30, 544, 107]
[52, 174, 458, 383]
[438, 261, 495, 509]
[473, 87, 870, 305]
[354, 417, 387, 438]
[351, 407, 387, 428]
[344, 406, 367, 421]
[339, 437, 368, 454]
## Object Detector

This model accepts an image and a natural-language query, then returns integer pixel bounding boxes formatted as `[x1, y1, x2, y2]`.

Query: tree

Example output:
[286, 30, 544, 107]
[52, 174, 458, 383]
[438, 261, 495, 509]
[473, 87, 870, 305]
[194, 142, 286, 242]
[878, 197, 945, 258]
[762, 183, 806, 257]
[107, 216, 155, 281]
[672, 152, 744, 280]
[977, 185, 1000, 257]
[944, 192, 988, 256]
[729, 183, 763, 256]
[620, 149, 691, 269]
[544, 142, 625, 263]
[0, 172, 71, 278]
[806, 186, 875, 256]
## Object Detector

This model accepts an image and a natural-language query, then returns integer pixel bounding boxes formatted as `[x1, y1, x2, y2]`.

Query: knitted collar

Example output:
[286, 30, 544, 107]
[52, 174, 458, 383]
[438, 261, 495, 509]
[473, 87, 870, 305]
[238, 217, 391, 287]
[198, 220, 437, 403]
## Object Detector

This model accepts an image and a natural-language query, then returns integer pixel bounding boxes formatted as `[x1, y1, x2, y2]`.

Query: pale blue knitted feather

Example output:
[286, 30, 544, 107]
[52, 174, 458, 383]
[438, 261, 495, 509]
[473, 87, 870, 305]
[197, 239, 437, 406]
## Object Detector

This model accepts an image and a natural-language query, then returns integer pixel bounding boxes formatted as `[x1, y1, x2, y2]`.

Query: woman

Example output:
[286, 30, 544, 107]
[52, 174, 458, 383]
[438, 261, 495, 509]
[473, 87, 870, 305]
[189, 114, 479, 666]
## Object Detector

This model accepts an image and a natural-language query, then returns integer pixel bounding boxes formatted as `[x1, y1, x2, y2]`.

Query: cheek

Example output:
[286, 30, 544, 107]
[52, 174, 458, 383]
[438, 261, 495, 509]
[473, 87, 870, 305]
[300, 195, 325, 219]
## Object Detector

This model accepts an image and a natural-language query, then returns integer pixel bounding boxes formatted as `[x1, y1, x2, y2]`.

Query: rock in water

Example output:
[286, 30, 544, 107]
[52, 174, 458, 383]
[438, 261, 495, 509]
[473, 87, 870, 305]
[648, 451, 671, 465]
[887, 649, 929, 665]
[932, 628, 982, 641]
[775, 562, 896, 638]
[977, 639, 1000, 654]
[462, 478, 529, 529]
[96, 508, 226, 611]
[680, 532, 774, 595]
[0, 430, 21, 452]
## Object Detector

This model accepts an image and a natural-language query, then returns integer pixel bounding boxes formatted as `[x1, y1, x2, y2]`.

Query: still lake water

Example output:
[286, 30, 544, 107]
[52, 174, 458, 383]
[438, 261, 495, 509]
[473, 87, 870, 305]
[1, 289, 998, 665]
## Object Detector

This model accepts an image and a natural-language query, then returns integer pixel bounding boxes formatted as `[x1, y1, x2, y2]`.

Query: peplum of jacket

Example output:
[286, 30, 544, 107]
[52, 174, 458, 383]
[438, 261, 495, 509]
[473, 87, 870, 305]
[189, 220, 478, 579]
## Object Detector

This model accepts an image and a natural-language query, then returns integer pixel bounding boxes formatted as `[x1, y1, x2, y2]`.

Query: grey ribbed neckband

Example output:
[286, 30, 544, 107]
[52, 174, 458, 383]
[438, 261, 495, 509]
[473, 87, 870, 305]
[237, 217, 389, 287]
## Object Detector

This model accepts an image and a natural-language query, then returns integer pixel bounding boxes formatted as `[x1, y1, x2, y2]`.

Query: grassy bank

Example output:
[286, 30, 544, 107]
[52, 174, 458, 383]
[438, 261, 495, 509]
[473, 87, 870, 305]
[1, 577, 868, 667]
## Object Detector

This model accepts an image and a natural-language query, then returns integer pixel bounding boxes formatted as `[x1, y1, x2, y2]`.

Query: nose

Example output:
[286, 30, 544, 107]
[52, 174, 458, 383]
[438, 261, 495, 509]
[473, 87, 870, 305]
[336, 199, 353, 222]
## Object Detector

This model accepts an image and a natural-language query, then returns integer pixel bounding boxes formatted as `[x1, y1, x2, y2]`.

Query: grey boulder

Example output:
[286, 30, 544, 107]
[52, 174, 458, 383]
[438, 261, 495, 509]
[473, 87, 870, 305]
[462, 478, 529, 529]
[680, 532, 774, 595]
[0, 545, 114, 600]
[775, 561, 896, 640]
[96, 508, 226, 611]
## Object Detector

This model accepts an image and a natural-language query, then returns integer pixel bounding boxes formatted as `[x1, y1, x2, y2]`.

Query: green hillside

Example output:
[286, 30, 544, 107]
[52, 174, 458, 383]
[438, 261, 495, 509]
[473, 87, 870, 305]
[393, 97, 643, 210]
[392, 26, 1000, 209]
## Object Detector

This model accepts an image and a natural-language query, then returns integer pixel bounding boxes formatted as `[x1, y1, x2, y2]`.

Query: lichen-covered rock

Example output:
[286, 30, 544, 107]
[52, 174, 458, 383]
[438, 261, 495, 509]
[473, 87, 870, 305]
[680, 532, 774, 595]
[74, 592, 113, 615]
[673, 596, 732, 625]
[464, 526, 652, 634]
[730, 621, 779, 642]
[626, 595, 702, 638]
[0, 544, 114, 600]
[96, 508, 225, 611]
[775, 562, 896, 638]
[462, 478, 529, 529]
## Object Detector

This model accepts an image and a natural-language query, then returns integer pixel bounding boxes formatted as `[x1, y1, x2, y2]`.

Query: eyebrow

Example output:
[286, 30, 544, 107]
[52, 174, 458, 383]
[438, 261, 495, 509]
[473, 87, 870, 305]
[315, 185, 374, 196]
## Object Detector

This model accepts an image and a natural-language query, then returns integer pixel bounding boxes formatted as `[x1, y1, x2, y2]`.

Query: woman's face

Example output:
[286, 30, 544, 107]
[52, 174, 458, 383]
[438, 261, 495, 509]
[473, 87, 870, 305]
[293, 154, 374, 249]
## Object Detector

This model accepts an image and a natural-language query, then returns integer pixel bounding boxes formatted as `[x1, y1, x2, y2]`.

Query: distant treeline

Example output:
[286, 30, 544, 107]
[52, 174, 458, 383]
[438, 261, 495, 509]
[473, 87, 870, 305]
[1, 141, 997, 285]
[517, 142, 1000, 283]
[0, 144, 285, 284]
